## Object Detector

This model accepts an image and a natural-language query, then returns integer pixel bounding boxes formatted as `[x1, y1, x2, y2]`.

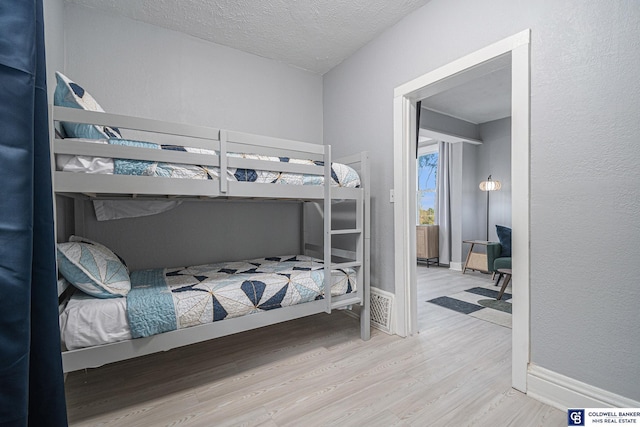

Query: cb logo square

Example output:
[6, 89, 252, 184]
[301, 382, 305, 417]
[568, 409, 585, 426]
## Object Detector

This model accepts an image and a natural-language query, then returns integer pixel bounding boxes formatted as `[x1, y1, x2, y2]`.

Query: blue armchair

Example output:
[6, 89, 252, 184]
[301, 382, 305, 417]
[487, 225, 512, 279]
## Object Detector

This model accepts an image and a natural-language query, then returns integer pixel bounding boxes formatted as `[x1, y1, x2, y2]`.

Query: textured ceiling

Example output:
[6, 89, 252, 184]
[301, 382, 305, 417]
[421, 66, 512, 124]
[65, 0, 432, 74]
[65, 0, 510, 123]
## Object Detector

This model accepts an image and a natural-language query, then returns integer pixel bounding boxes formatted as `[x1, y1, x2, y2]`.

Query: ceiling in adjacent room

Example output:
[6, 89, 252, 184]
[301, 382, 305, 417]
[421, 65, 512, 125]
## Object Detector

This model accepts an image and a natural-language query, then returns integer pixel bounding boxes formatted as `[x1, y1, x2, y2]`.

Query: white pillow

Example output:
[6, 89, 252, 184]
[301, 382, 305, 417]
[57, 240, 130, 298]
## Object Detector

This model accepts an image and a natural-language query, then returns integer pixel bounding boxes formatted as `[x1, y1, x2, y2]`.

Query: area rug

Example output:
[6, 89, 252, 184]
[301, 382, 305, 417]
[427, 284, 512, 328]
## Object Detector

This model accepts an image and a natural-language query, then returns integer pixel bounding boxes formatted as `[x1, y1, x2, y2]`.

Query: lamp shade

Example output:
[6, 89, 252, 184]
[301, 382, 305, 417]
[479, 175, 501, 192]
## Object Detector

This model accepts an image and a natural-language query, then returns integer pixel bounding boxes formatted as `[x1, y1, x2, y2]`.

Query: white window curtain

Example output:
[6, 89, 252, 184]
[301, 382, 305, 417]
[436, 141, 452, 265]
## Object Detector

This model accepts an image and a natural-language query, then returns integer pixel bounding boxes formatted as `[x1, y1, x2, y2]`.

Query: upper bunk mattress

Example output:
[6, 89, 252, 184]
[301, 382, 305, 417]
[56, 138, 361, 188]
[60, 255, 356, 350]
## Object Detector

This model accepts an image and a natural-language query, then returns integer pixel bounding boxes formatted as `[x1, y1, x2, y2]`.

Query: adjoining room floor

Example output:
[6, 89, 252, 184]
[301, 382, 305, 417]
[65, 266, 564, 426]
[419, 264, 513, 329]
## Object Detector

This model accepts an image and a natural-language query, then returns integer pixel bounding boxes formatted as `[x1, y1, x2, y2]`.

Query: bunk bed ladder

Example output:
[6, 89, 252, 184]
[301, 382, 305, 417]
[323, 144, 332, 314]
[361, 151, 371, 340]
[219, 130, 228, 194]
[326, 151, 370, 341]
[329, 151, 369, 340]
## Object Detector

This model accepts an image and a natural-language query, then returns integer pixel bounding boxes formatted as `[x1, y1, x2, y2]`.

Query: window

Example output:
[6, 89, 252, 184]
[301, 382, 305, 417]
[417, 145, 438, 225]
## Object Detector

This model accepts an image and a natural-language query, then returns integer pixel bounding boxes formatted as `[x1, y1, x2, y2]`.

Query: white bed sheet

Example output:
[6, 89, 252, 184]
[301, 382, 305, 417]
[57, 138, 361, 221]
[55, 138, 115, 174]
[55, 138, 361, 189]
[60, 257, 356, 350]
[60, 291, 131, 350]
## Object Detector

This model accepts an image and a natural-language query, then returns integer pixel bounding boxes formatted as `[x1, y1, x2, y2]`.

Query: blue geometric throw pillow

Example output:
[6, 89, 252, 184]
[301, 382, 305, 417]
[495, 225, 512, 257]
[69, 235, 129, 275]
[53, 71, 123, 140]
[57, 241, 130, 298]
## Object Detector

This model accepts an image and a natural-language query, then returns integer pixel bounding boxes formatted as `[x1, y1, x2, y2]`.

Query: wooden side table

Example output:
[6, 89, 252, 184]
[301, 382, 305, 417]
[496, 268, 512, 300]
[462, 240, 492, 274]
[417, 225, 439, 267]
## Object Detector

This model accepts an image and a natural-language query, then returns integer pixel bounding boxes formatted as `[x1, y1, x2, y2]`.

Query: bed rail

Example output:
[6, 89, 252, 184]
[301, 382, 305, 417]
[54, 106, 221, 144]
[51, 106, 355, 201]
[53, 107, 371, 371]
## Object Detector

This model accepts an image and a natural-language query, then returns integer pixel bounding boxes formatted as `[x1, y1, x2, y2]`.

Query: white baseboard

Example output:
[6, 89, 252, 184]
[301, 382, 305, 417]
[527, 364, 640, 411]
[449, 262, 463, 271]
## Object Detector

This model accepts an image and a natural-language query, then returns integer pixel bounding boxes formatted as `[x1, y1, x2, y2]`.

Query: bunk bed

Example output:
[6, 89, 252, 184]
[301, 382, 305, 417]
[51, 104, 371, 373]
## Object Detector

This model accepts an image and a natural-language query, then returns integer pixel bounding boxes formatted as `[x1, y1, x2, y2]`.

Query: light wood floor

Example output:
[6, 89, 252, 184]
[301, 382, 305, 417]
[65, 266, 565, 426]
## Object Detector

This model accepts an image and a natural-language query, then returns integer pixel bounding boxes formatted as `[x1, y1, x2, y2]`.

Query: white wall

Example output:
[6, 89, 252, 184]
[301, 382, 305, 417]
[324, 0, 640, 402]
[60, 4, 324, 266]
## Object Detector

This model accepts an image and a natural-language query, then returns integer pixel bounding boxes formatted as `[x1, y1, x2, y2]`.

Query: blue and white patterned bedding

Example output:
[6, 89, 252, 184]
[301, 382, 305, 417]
[58, 138, 361, 188]
[126, 255, 356, 339]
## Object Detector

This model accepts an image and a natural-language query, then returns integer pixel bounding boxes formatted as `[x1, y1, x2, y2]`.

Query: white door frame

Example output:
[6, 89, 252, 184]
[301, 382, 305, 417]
[392, 29, 531, 392]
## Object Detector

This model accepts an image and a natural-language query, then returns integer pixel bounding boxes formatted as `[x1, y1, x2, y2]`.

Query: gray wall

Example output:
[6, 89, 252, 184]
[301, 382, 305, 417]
[64, 5, 323, 143]
[478, 117, 511, 243]
[450, 142, 463, 264]
[460, 143, 480, 250]
[60, 4, 324, 267]
[419, 110, 484, 265]
[43, 0, 65, 99]
[420, 108, 481, 141]
[79, 201, 302, 271]
[43, 0, 70, 241]
[323, 0, 640, 401]
[449, 142, 481, 264]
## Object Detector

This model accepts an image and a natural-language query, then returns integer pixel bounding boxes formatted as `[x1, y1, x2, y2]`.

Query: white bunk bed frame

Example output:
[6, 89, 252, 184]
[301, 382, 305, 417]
[51, 106, 370, 373]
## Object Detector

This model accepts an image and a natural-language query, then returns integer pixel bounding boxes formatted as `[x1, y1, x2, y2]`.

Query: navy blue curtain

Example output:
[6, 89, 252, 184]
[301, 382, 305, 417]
[0, 1, 67, 426]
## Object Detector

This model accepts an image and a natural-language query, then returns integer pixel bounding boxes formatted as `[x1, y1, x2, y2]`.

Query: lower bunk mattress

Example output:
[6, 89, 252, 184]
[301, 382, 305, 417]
[60, 255, 356, 350]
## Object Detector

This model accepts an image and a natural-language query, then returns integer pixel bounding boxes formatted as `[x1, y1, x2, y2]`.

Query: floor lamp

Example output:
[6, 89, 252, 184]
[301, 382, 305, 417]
[479, 175, 501, 241]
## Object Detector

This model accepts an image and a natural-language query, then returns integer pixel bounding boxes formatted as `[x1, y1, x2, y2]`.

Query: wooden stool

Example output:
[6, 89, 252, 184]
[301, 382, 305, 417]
[496, 268, 512, 300]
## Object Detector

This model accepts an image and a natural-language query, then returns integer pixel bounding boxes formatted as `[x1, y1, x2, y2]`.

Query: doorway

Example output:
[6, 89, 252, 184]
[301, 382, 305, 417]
[393, 30, 530, 392]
